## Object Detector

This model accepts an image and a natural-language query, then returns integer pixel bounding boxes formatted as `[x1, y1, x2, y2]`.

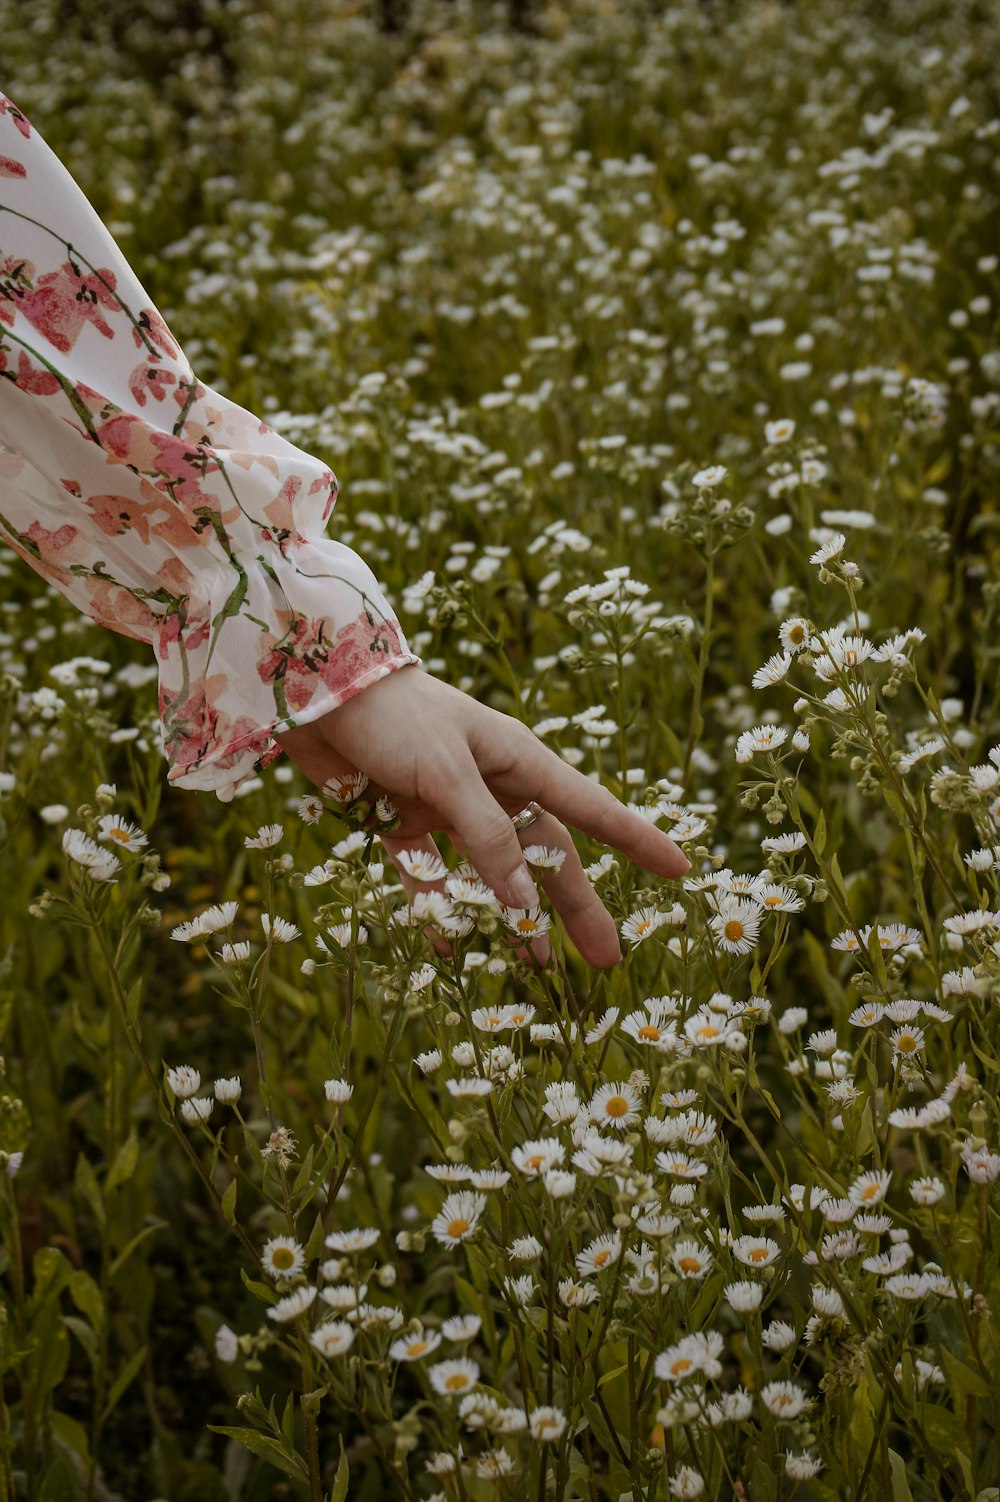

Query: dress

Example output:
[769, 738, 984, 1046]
[0, 91, 419, 802]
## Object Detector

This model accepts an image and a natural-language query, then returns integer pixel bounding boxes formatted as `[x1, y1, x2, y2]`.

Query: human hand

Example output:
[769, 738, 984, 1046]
[273, 666, 690, 969]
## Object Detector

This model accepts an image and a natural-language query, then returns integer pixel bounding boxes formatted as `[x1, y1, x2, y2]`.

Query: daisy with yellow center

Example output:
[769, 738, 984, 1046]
[620, 907, 666, 947]
[322, 771, 370, 804]
[848, 1169, 891, 1207]
[96, 814, 149, 851]
[309, 1320, 355, 1359]
[511, 1139, 565, 1177]
[575, 1233, 622, 1276]
[671, 1240, 712, 1280]
[621, 1008, 678, 1051]
[732, 1235, 781, 1268]
[430, 1190, 487, 1248]
[890, 1025, 925, 1056]
[710, 898, 762, 955]
[589, 1081, 643, 1131]
[261, 1235, 306, 1281]
[501, 905, 552, 938]
[389, 1330, 442, 1361]
[429, 1358, 480, 1396]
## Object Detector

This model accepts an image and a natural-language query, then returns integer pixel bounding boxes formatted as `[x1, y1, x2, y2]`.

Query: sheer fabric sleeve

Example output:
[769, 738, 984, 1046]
[0, 91, 420, 801]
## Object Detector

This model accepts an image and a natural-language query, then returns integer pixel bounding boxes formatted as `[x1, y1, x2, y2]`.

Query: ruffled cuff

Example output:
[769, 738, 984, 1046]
[156, 535, 421, 802]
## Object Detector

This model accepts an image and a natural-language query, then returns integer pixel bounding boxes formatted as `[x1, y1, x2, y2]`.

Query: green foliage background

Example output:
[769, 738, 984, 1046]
[0, 1, 999, 1499]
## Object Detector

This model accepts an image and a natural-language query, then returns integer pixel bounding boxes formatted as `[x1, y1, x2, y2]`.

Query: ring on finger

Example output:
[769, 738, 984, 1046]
[511, 800, 545, 833]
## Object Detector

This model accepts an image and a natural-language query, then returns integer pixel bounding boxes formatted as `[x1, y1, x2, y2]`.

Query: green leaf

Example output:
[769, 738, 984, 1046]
[105, 1131, 140, 1195]
[814, 809, 826, 856]
[206, 1426, 308, 1481]
[239, 1267, 275, 1305]
[920, 1403, 968, 1455]
[101, 1345, 147, 1422]
[849, 1368, 875, 1456]
[68, 1269, 105, 1337]
[280, 1392, 295, 1448]
[598, 1364, 629, 1389]
[63, 1315, 99, 1368]
[220, 1177, 237, 1225]
[941, 1346, 993, 1401]
[125, 978, 143, 1027]
[328, 1434, 349, 1502]
[291, 1143, 316, 1198]
[110, 1220, 166, 1279]
[888, 1450, 913, 1502]
[74, 1153, 105, 1231]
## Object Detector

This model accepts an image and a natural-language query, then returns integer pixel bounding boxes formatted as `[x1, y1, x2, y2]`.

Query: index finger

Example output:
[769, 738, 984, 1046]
[506, 731, 692, 879]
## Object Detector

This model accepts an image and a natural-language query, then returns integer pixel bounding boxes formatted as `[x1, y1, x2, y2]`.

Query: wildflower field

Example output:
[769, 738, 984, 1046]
[2, 0, 1000, 1497]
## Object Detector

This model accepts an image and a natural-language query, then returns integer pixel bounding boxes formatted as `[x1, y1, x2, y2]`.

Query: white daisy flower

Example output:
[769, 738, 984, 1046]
[324, 1227, 380, 1253]
[393, 848, 448, 882]
[97, 814, 148, 851]
[710, 898, 762, 954]
[529, 1406, 567, 1442]
[521, 844, 566, 871]
[442, 1313, 482, 1342]
[429, 1358, 479, 1396]
[389, 1330, 442, 1361]
[261, 1235, 305, 1281]
[431, 1191, 487, 1247]
[166, 1064, 200, 1099]
[310, 1320, 355, 1357]
[266, 1285, 318, 1323]
[501, 905, 551, 939]
[620, 907, 665, 946]
[761, 1380, 810, 1418]
[244, 823, 283, 849]
[261, 914, 300, 943]
[672, 1240, 713, 1279]
[589, 1081, 643, 1130]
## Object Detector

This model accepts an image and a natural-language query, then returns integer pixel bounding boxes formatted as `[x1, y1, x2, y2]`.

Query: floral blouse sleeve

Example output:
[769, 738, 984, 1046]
[0, 91, 420, 801]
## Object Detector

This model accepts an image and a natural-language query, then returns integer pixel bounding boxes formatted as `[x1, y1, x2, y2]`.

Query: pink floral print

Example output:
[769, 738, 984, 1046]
[0, 91, 419, 800]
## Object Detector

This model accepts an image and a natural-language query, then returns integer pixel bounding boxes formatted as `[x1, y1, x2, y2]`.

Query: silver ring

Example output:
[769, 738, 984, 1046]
[511, 801, 544, 833]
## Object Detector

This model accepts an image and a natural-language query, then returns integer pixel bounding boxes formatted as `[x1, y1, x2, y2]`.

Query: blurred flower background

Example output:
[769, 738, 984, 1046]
[1, 0, 999, 1498]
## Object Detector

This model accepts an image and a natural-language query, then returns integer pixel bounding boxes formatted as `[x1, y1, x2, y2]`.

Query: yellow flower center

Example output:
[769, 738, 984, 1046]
[749, 1247, 770, 1263]
[516, 917, 539, 934]
[445, 1373, 470, 1391]
[861, 1183, 882, 1202]
[407, 1340, 429, 1355]
[788, 625, 805, 644]
[446, 1217, 470, 1238]
[594, 1250, 611, 1267]
[724, 919, 746, 942]
[670, 1357, 694, 1376]
[763, 895, 784, 907]
[678, 1256, 701, 1274]
[605, 1095, 630, 1118]
[635, 920, 652, 936]
[272, 1247, 295, 1270]
[697, 1025, 721, 1040]
[897, 1035, 917, 1053]
[528, 1154, 544, 1170]
[638, 1024, 660, 1041]
[109, 829, 131, 843]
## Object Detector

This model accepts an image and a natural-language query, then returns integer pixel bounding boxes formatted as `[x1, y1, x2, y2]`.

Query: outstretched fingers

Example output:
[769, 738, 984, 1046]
[522, 814, 623, 969]
[510, 731, 692, 878]
[427, 752, 542, 911]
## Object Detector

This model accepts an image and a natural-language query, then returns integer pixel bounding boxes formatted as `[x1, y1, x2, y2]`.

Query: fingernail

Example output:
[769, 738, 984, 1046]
[506, 866, 538, 908]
